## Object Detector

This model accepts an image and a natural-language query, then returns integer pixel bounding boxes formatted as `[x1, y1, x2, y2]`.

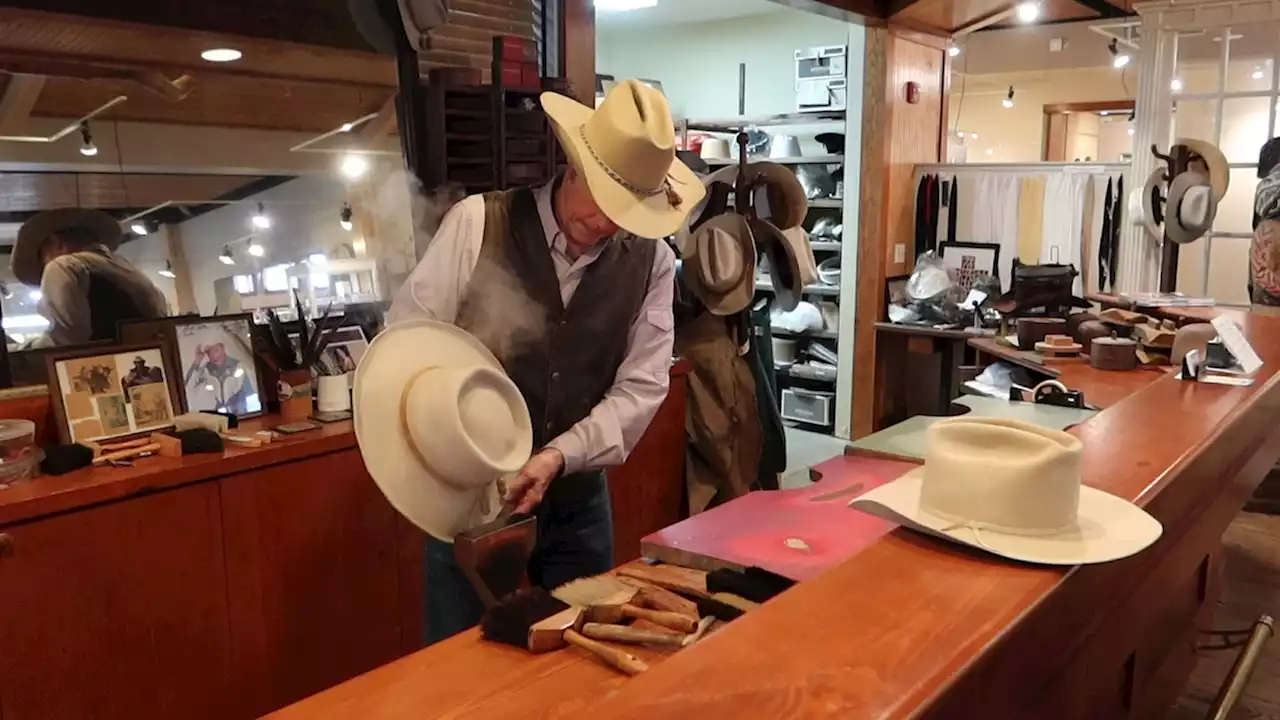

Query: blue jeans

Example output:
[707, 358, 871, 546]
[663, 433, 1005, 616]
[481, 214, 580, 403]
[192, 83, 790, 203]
[424, 471, 614, 645]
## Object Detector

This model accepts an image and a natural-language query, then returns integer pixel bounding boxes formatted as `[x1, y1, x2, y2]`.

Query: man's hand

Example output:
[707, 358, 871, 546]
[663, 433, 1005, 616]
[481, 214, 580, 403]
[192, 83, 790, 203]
[504, 448, 565, 515]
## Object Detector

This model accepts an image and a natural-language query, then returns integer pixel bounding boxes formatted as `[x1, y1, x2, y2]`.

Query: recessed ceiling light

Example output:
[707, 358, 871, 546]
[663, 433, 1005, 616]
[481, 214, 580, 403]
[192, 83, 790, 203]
[130, 222, 149, 236]
[948, 45, 961, 58]
[1016, 1, 1040, 23]
[201, 48, 243, 63]
[1170, 78, 1183, 91]
[248, 242, 265, 257]
[340, 153, 369, 180]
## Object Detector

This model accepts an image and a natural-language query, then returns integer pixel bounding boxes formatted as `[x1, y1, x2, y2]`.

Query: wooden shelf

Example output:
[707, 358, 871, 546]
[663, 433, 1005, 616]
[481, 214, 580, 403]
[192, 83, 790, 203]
[810, 241, 841, 252]
[808, 198, 844, 208]
[704, 154, 843, 167]
[682, 111, 845, 133]
[756, 281, 840, 297]
[773, 328, 838, 340]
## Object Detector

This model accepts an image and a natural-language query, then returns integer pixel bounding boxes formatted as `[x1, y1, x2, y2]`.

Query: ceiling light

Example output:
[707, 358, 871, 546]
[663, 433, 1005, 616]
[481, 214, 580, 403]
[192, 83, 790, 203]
[248, 242, 265, 257]
[251, 202, 271, 230]
[1253, 67, 1266, 80]
[956, 130, 965, 138]
[130, 222, 149, 236]
[985, 148, 994, 156]
[1109, 40, 1131, 69]
[219, 246, 235, 265]
[340, 153, 369, 180]
[970, 132, 978, 139]
[1128, 127, 1135, 136]
[27, 290, 42, 301]
[340, 202, 354, 232]
[1170, 78, 1183, 91]
[340, 122, 355, 132]
[158, 261, 176, 279]
[201, 48, 243, 63]
[948, 44, 961, 58]
[594, 0, 658, 10]
[78, 121, 97, 156]
[1016, 2, 1040, 22]
[1003, 87, 1015, 109]
[308, 252, 328, 266]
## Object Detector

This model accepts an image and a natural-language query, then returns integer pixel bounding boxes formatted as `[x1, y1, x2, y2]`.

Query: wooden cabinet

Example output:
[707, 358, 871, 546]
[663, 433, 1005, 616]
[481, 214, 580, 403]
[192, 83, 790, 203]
[220, 449, 405, 717]
[0, 483, 235, 720]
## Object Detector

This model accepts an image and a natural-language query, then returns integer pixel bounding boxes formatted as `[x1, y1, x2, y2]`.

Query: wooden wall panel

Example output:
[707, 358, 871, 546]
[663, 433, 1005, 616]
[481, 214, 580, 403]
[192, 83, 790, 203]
[562, 0, 595, 104]
[885, 35, 944, 278]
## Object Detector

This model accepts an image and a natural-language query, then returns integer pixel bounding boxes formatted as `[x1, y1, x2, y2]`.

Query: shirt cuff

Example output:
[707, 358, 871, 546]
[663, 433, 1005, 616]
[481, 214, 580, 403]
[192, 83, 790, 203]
[547, 431, 587, 476]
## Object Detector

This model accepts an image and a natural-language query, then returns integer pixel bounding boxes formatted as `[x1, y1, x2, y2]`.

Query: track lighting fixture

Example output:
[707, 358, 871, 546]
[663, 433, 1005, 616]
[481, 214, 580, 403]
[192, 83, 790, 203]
[248, 241, 265, 257]
[1003, 87, 1015, 109]
[1109, 40, 1130, 69]
[219, 246, 235, 265]
[308, 252, 328, 266]
[79, 121, 98, 156]
[1015, 1, 1039, 22]
[130, 221, 149, 236]
[340, 203, 354, 232]
[158, 261, 176, 279]
[251, 202, 271, 230]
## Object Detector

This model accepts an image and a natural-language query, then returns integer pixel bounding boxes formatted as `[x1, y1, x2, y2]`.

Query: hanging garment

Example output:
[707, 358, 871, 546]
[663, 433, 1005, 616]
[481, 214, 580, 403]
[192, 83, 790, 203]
[1040, 173, 1090, 296]
[1017, 176, 1046, 264]
[1098, 178, 1113, 292]
[914, 174, 938, 261]
[746, 302, 785, 491]
[927, 175, 942, 253]
[1078, 177, 1096, 294]
[945, 175, 959, 246]
[970, 174, 1020, 290]
[676, 311, 763, 515]
[1108, 175, 1124, 291]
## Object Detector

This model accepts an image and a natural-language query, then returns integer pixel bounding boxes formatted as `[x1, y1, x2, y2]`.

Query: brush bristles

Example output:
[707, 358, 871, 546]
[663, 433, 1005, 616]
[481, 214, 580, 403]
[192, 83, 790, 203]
[480, 588, 569, 649]
[551, 575, 633, 607]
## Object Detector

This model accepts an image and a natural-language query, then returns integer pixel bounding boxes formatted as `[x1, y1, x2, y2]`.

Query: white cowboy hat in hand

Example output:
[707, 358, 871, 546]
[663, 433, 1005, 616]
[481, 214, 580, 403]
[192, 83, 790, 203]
[541, 79, 705, 239]
[850, 417, 1161, 565]
[354, 319, 534, 542]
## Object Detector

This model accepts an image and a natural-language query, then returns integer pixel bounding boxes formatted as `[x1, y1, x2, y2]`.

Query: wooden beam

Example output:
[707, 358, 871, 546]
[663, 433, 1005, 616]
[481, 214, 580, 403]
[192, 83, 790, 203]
[0, 73, 44, 134]
[954, 6, 1016, 36]
[773, 0, 882, 21]
[165, 224, 197, 314]
[357, 97, 398, 145]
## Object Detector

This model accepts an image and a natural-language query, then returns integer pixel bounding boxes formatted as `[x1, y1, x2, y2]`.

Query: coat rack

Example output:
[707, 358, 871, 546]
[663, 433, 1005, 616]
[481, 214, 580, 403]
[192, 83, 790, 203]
[1151, 143, 1193, 294]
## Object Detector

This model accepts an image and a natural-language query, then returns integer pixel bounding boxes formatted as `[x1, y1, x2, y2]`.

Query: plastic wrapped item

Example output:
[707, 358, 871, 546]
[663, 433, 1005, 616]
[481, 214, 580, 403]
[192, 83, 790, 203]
[795, 164, 836, 199]
[811, 217, 842, 240]
[906, 252, 954, 301]
[771, 301, 824, 333]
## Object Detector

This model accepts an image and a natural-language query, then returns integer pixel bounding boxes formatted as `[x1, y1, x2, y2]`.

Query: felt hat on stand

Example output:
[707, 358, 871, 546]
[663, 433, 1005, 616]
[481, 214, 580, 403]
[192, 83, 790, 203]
[353, 319, 534, 542]
[1165, 171, 1217, 245]
[682, 214, 757, 316]
[750, 217, 807, 311]
[697, 162, 808, 230]
[12, 208, 123, 286]
[542, 78, 705, 239]
[1177, 137, 1230, 202]
[850, 417, 1161, 565]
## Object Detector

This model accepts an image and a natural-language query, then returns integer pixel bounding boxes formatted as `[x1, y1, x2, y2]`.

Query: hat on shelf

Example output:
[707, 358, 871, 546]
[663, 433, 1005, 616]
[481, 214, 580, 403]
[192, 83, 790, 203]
[353, 319, 534, 542]
[541, 78, 705, 239]
[13, 208, 123, 286]
[768, 134, 803, 160]
[682, 213, 757, 316]
[1132, 168, 1165, 243]
[1176, 137, 1230, 202]
[815, 132, 845, 155]
[816, 255, 840, 287]
[850, 417, 1162, 565]
[676, 149, 710, 176]
[1165, 171, 1217, 245]
[750, 217, 806, 311]
[700, 137, 732, 161]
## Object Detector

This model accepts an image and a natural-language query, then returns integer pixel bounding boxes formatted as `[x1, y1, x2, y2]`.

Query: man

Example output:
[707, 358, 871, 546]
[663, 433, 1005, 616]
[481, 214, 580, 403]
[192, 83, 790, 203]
[184, 342, 257, 415]
[388, 79, 704, 643]
[11, 208, 168, 347]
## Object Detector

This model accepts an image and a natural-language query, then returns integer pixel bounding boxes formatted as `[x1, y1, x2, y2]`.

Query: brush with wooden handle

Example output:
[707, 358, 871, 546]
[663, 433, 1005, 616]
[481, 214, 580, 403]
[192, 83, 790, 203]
[554, 575, 698, 633]
[618, 577, 701, 620]
[580, 622, 687, 648]
[481, 588, 649, 676]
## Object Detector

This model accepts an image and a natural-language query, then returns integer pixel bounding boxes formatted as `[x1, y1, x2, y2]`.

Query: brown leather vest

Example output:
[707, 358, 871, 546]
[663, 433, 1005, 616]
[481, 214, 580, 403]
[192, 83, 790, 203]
[456, 186, 655, 448]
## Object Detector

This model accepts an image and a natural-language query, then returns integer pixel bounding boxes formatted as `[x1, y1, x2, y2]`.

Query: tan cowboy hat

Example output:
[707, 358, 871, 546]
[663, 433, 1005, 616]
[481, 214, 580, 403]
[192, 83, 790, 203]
[12, 208, 123, 286]
[684, 214, 756, 316]
[700, 163, 808, 230]
[850, 417, 1161, 565]
[1177, 137, 1229, 201]
[353, 319, 534, 542]
[786, 226, 819, 287]
[750, 217, 807, 311]
[541, 79, 705, 239]
[1165, 171, 1216, 245]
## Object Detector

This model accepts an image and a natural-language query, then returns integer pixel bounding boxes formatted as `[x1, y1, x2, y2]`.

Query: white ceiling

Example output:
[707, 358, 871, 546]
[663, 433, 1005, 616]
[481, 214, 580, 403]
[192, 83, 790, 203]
[595, 0, 784, 29]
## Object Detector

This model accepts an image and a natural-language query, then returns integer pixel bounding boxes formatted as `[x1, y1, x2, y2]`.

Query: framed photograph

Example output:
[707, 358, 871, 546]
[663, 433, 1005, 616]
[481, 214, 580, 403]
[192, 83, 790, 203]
[47, 344, 180, 444]
[172, 314, 266, 419]
[938, 242, 1001, 291]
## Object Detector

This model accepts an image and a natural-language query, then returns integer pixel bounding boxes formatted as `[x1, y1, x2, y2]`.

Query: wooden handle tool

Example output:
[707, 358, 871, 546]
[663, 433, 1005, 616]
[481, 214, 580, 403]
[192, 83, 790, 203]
[93, 443, 161, 465]
[622, 579, 700, 620]
[580, 622, 686, 648]
[563, 629, 649, 675]
[620, 604, 698, 633]
[682, 616, 717, 648]
[618, 565, 709, 599]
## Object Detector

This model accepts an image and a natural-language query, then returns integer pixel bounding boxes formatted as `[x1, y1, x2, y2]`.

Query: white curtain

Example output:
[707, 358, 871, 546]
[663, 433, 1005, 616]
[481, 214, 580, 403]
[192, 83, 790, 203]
[1040, 173, 1090, 295]
[968, 174, 1020, 291]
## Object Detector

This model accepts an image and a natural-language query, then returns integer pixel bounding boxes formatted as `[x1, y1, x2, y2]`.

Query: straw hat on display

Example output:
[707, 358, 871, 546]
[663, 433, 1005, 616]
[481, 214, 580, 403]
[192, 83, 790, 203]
[12, 208, 123, 286]
[682, 214, 757, 316]
[750, 217, 807, 311]
[850, 417, 1161, 565]
[1165, 171, 1217, 245]
[541, 79, 705, 239]
[353, 319, 534, 542]
[1177, 137, 1230, 201]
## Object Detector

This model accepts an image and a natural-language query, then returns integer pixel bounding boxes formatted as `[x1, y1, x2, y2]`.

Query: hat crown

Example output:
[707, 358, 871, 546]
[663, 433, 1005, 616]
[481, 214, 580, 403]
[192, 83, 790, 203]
[404, 365, 531, 491]
[919, 418, 1083, 534]
[582, 79, 676, 195]
[696, 226, 746, 291]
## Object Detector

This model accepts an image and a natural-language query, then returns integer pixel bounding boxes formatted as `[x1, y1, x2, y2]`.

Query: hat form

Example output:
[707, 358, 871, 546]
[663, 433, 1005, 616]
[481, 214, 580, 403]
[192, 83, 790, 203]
[769, 134, 803, 159]
[541, 79, 705, 239]
[750, 217, 806, 311]
[1166, 171, 1217, 245]
[700, 138, 732, 160]
[850, 417, 1161, 565]
[12, 208, 124, 286]
[354, 319, 534, 542]
[815, 132, 845, 155]
[684, 214, 757, 316]
[1177, 137, 1230, 202]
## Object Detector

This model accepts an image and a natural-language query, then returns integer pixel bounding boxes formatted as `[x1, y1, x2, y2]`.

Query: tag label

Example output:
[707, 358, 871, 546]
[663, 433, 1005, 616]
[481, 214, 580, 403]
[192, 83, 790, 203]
[1211, 316, 1263, 375]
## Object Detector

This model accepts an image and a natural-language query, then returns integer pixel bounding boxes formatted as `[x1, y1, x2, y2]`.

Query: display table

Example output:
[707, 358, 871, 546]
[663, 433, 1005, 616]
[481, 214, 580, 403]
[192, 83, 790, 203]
[873, 322, 974, 428]
[272, 310, 1280, 719]
[968, 336, 1169, 409]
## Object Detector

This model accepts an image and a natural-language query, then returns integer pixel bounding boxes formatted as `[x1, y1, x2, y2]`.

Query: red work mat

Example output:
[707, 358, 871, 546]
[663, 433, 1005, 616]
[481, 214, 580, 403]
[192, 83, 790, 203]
[640, 453, 919, 581]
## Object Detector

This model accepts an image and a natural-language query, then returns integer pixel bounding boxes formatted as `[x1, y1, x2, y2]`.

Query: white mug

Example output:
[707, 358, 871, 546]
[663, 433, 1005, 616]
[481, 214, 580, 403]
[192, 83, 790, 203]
[316, 373, 352, 413]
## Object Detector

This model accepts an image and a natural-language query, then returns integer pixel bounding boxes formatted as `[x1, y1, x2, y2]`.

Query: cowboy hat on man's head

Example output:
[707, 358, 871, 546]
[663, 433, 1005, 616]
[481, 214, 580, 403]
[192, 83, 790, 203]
[12, 208, 123, 286]
[541, 79, 705, 239]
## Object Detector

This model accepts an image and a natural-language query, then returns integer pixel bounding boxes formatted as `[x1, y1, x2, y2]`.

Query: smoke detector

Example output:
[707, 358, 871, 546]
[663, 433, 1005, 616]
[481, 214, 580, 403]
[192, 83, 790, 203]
[1049, 37, 1066, 52]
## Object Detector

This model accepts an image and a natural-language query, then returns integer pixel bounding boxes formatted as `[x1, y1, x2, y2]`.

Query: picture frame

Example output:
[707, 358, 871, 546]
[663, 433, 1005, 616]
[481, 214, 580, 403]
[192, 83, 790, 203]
[171, 314, 267, 419]
[938, 241, 1001, 291]
[46, 343, 180, 445]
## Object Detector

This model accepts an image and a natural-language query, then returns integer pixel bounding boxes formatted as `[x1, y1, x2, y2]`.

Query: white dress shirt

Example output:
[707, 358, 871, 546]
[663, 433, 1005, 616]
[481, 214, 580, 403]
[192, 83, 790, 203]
[33, 248, 169, 348]
[388, 182, 676, 475]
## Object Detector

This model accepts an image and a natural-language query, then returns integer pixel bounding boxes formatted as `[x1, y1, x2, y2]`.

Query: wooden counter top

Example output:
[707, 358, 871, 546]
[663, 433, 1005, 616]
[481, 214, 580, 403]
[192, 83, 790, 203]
[0, 418, 357, 527]
[968, 336, 1169, 408]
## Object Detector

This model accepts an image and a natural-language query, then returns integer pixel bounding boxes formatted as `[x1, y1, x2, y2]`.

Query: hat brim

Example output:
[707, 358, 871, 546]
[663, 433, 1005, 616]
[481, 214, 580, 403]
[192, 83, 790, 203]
[749, 217, 804, 311]
[1166, 172, 1216, 245]
[354, 319, 516, 542]
[541, 92, 706, 239]
[1177, 137, 1230, 202]
[686, 214, 756, 316]
[12, 209, 124, 286]
[1133, 171, 1163, 243]
[850, 470, 1162, 565]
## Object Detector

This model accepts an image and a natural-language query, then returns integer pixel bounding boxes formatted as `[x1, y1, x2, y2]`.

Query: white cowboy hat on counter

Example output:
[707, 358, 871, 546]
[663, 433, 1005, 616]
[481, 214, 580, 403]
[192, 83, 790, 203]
[850, 417, 1161, 565]
[541, 79, 705, 239]
[354, 319, 534, 542]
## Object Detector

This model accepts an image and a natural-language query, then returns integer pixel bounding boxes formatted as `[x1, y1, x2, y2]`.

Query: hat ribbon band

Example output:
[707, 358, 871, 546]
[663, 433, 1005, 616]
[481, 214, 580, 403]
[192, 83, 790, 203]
[924, 501, 1076, 540]
[578, 126, 685, 209]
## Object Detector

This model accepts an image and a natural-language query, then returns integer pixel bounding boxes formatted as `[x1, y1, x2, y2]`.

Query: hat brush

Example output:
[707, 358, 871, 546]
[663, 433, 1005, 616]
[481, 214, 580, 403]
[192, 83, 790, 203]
[553, 574, 698, 633]
[481, 588, 649, 676]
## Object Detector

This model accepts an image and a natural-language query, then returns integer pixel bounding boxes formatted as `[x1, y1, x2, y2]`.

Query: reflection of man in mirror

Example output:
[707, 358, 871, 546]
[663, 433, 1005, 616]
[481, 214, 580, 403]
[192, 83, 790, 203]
[11, 209, 168, 347]
[184, 342, 254, 415]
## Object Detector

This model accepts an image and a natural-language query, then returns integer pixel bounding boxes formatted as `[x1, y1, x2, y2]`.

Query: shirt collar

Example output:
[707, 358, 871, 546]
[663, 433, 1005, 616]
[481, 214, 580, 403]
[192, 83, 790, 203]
[535, 177, 609, 261]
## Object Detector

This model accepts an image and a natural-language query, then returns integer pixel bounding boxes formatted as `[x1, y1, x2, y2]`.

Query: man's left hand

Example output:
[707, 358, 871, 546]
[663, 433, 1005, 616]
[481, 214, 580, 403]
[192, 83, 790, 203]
[504, 448, 565, 515]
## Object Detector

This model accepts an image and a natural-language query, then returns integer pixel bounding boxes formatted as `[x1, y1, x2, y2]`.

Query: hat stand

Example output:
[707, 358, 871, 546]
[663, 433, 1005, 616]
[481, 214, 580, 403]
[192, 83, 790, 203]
[1150, 143, 1193, 293]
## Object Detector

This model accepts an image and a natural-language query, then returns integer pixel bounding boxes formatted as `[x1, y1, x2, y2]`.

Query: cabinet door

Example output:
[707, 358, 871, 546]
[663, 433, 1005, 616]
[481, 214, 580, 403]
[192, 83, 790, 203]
[0, 483, 234, 720]
[221, 449, 403, 716]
